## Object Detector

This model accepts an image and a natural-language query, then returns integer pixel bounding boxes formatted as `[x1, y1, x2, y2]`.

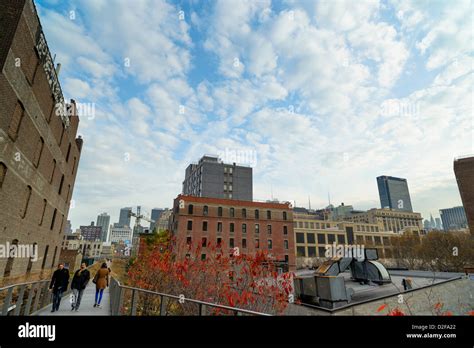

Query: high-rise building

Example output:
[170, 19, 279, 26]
[117, 207, 132, 227]
[96, 212, 110, 242]
[64, 220, 73, 234]
[439, 206, 468, 231]
[0, 0, 82, 279]
[149, 208, 164, 231]
[435, 217, 442, 230]
[182, 155, 253, 201]
[376, 176, 413, 212]
[454, 155, 474, 235]
[79, 222, 102, 241]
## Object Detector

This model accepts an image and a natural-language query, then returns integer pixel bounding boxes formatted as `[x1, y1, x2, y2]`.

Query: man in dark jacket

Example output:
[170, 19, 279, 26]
[70, 263, 90, 311]
[49, 263, 70, 312]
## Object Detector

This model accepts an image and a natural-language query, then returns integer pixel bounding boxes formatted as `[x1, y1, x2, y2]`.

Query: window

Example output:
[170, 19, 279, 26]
[218, 207, 223, 217]
[72, 156, 76, 175]
[187, 220, 193, 230]
[50, 208, 57, 230]
[318, 247, 326, 257]
[8, 101, 24, 141]
[230, 223, 235, 233]
[267, 239, 272, 249]
[217, 222, 222, 233]
[328, 234, 335, 243]
[255, 209, 259, 219]
[203, 205, 208, 216]
[50, 159, 56, 184]
[230, 208, 235, 217]
[188, 204, 193, 214]
[374, 236, 381, 245]
[51, 246, 58, 268]
[304, 222, 309, 229]
[255, 239, 260, 249]
[3, 239, 18, 277]
[41, 245, 49, 269]
[337, 235, 345, 244]
[66, 143, 71, 162]
[267, 225, 272, 235]
[308, 247, 316, 257]
[255, 224, 260, 234]
[310, 222, 314, 229]
[39, 199, 47, 226]
[242, 208, 247, 218]
[242, 238, 247, 248]
[296, 246, 306, 257]
[217, 237, 222, 246]
[283, 226, 288, 235]
[186, 236, 192, 245]
[267, 210, 271, 219]
[21, 185, 32, 218]
[201, 254, 206, 260]
[283, 211, 287, 220]
[229, 238, 234, 248]
[202, 221, 208, 231]
[0, 162, 7, 188]
[242, 223, 247, 234]
[201, 237, 207, 247]
[58, 174, 64, 195]
[307, 233, 315, 244]
[284, 240, 289, 250]
[383, 237, 390, 245]
[296, 233, 305, 243]
[33, 137, 44, 167]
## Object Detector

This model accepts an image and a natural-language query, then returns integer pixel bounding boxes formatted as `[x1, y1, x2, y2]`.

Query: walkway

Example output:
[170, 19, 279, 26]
[35, 282, 110, 316]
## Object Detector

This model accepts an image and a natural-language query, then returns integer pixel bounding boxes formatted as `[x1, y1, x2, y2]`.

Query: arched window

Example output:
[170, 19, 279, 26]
[41, 245, 49, 269]
[51, 246, 58, 268]
[26, 242, 37, 274]
[203, 205, 208, 216]
[3, 239, 18, 278]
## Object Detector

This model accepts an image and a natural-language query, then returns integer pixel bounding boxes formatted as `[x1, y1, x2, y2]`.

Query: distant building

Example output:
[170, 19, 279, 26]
[79, 222, 102, 241]
[329, 203, 354, 221]
[345, 208, 423, 234]
[64, 220, 73, 234]
[156, 208, 172, 232]
[439, 206, 468, 231]
[182, 155, 252, 201]
[117, 207, 132, 227]
[454, 155, 474, 235]
[435, 217, 442, 230]
[109, 225, 133, 244]
[423, 219, 431, 230]
[149, 208, 164, 231]
[96, 212, 110, 242]
[376, 176, 413, 212]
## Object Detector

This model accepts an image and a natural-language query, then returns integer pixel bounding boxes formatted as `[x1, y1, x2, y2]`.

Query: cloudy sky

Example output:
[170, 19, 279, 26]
[35, 0, 472, 229]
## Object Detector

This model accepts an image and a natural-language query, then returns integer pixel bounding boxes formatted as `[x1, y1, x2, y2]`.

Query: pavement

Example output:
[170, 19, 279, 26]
[35, 282, 110, 316]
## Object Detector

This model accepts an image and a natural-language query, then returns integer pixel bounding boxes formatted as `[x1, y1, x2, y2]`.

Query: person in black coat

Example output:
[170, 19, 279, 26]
[70, 263, 90, 311]
[49, 263, 70, 312]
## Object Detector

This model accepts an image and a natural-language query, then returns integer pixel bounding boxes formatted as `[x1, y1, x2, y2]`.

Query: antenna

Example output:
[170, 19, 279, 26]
[271, 184, 273, 200]
[328, 191, 331, 206]
[308, 196, 311, 210]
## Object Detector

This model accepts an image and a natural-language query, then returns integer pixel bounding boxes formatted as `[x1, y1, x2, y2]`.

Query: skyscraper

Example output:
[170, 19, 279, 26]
[182, 155, 253, 201]
[454, 155, 474, 235]
[435, 217, 442, 230]
[149, 208, 164, 231]
[96, 212, 110, 242]
[376, 176, 413, 212]
[439, 206, 468, 231]
[117, 207, 132, 227]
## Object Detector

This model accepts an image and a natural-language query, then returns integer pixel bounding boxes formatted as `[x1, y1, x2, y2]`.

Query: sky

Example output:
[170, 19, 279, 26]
[35, 0, 473, 230]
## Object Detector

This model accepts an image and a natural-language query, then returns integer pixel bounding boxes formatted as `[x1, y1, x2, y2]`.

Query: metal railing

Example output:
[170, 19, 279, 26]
[109, 277, 270, 316]
[0, 280, 51, 316]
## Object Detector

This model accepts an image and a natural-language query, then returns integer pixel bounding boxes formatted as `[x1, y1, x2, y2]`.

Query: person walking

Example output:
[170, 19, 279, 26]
[93, 262, 109, 308]
[70, 263, 90, 311]
[49, 263, 70, 312]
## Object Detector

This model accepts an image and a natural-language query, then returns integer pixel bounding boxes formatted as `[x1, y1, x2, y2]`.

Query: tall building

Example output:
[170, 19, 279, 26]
[117, 207, 132, 227]
[96, 212, 110, 242]
[0, 0, 82, 279]
[376, 176, 413, 212]
[454, 155, 474, 235]
[170, 195, 295, 271]
[439, 206, 468, 231]
[182, 155, 253, 201]
[435, 217, 442, 230]
[149, 208, 164, 231]
[345, 208, 423, 234]
[156, 208, 172, 232]
[64, 220, 72, 234]
[79, 222, 102, 241]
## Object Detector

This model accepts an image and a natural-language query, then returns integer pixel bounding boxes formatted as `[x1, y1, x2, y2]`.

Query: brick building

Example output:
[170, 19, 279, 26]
[170, 195, 295, 271]
[0, 0, 82, 279]
[79, 222, 102, 241]
[454, 155, 474, 235]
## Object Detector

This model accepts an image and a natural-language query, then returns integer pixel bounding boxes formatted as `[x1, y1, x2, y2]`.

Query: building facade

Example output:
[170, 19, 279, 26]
[149, 208, 164, 231]
[345, 208, 423, 234]
[170, 195, 295, 271]
[79, 222, 102, 241]
[182, 155, 253, 201]
[0, 0, 82, 279]
[96, 212, 110, 242]
[454, 155, 474, 235]
[109, 225, 133, 244]
[376, 176, 413, 212]
[116, 207, 132, 228]
[439, 206, 468, 231]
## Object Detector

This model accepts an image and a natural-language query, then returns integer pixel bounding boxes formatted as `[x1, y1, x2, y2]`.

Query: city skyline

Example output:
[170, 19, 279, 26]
[34, 0, 471, 229]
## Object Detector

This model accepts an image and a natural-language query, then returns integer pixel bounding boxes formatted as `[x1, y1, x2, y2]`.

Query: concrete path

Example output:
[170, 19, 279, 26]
[35, 282, 110, 316]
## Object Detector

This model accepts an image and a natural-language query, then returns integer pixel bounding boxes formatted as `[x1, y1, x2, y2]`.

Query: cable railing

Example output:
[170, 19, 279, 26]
[109, 277, 270, 316]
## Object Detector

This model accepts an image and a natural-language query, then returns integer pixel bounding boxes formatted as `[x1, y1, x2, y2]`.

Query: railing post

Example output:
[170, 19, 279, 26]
[159, 295, 168, 316]
[2, 287, 13, 315]
[130, 289, 137, 315]
[32, 282, 44, 313]
[118, 286, 124, 316]
[14, 285, 26, 316]
[199, 303, 207, 316]
[40, 282, 50, 309]
[24, 283, 37, 316]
